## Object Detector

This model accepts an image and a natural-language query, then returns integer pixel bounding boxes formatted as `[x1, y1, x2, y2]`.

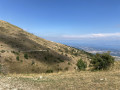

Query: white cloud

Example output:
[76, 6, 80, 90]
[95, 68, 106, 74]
[61, 33, 120, 39]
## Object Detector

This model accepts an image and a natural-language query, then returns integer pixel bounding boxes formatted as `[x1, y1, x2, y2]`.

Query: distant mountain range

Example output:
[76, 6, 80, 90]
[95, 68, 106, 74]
[55, 40, 120, 60]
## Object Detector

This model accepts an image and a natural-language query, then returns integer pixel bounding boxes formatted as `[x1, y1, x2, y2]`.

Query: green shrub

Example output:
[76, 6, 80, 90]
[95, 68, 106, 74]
[57, 68, 62, 71]
[1, 50, 5, 53]
[64, 48, 68, 53]
[24, 54, 28, 59]
[46, 70, 53, 73]
[90, 52, 114, 70]
[0, 64, 1, 73]
[11, 51, 19, 55]
[16, 56, 19, 61]
[20, 60, 23, 62]
[31, 61, 35, 65]
[44, 57, 47, 60]
[77, 59, 87, 71]
[74, 53, 78, 56]
[68, 62, 71, 65]
[59, 59, 64, 62]
[64, 67, 69, 71]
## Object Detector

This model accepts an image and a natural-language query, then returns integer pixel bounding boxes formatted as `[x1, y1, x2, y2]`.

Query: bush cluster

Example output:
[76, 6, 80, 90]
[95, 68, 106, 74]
[16, 56, 19, 61]
[24, 54, 28, 59]
[0, 64, 1, 73]
[46, 69, 53, 73]
[90, 52, 114, 70]
[77, 59, 87, 71]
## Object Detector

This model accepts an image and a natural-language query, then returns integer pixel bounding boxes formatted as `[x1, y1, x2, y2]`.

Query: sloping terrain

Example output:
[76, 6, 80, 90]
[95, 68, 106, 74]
[0, 20, 91, 73]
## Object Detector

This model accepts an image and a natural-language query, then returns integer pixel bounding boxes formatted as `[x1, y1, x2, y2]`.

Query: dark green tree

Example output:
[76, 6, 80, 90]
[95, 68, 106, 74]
[91, 52, 114, 70]
[16, 56, 19, 61]
[77, 59, 87, 71]
[24, 54, 28, 59]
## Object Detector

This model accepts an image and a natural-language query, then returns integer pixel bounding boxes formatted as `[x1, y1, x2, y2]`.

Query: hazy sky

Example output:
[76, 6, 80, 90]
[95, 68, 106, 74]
[0, 0, 120, 40]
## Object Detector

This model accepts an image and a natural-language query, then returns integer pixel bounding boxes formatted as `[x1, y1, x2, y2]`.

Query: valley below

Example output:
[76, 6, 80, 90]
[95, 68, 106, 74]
[55, 40, 120, 61]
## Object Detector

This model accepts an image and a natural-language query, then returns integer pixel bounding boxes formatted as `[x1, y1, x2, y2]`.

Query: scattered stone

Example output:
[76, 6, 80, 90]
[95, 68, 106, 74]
[40, 76, 43, 79]
[100, 78, 104, 81]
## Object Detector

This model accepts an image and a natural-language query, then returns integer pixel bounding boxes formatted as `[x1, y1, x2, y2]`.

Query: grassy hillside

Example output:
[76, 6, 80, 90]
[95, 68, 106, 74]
[0, 20, 92, 73]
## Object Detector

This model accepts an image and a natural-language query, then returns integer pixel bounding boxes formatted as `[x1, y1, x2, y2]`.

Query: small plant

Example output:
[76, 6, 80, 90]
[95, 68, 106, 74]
[68, 62, 71, 65]
[24, 53, 28, 59]
[57, 68, 62, 71]
[31, 61, 35, 65]
[20, 60, 23, 62]
[74, 52, 78, 56]
[64, 48, 68, 53]
[59, 59, 64, 62]
[64, 67, 69, 71]
[11, 51, 19, 55]
[46, 69, 53, 73]
[0, 64, 2, 73]
[90, 52, 114, 70]
[11, 51, 15, 53]
[44, 57, 47, 60]
[77, 59, 87, 71]
[54, 60, 59, 63]
[1, 50, 5, 53]
[58, 49, 62, 52]
[16, 56, 19, 61]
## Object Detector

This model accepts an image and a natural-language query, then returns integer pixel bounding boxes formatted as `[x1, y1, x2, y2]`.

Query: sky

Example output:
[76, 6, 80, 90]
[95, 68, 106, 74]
[0, 0, 120, 41]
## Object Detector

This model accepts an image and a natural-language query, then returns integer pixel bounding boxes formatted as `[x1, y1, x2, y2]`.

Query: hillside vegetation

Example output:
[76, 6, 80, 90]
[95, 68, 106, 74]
[0, 20, 91, 74]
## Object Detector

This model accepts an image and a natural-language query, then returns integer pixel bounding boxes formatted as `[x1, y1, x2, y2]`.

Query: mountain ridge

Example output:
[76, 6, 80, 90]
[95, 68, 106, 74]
[0, 20, 91, 74]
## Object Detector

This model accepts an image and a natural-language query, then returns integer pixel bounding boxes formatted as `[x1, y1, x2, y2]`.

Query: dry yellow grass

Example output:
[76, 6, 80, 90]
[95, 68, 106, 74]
[0, 61, 120, 90]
